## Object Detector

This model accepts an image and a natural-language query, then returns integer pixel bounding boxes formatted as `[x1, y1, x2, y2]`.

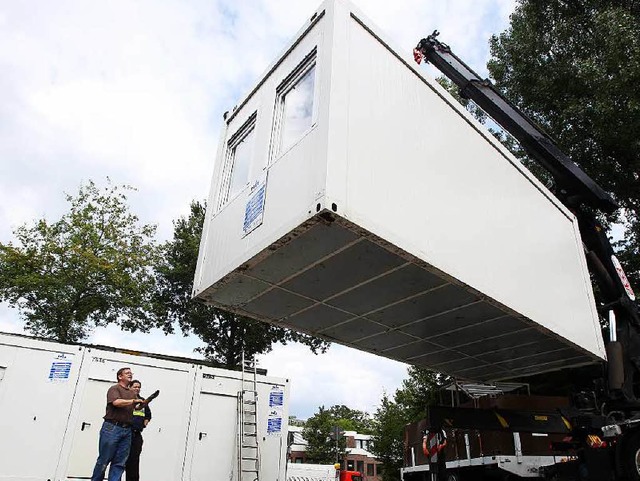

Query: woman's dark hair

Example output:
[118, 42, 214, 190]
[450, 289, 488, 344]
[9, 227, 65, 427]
[129, 380, 142, 388]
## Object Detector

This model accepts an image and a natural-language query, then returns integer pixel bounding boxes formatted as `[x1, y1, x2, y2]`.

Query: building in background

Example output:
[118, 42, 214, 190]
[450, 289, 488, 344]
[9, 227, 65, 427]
[288, 426, 309, 464]
[288, 426, 381, 480]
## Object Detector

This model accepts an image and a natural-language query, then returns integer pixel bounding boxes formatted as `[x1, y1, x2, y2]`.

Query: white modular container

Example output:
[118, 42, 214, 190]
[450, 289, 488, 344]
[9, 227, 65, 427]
[0, 335, 83, 481]
[0, 332, 289, 481]
[60, 346, 197, 481]
[193, 0, 605, 381]
[182, 364, 290, 481]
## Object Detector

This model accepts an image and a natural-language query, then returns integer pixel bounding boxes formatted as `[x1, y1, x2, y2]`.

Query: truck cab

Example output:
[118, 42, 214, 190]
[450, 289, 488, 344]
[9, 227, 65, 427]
[340, 471, 363, 481]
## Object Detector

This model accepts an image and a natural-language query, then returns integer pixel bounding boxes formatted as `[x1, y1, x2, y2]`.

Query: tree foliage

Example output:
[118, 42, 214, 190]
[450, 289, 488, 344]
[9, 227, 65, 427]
[288, 415, 306, 427]
[487, 0, 640, 285]
[369, 394, 406, 481]
[302, 404, 372, 464]
[0, 180, 159, 342]
[303, 406, 347, 464]
[325, 404, 373, 433]
[153, 200, 329, 367]
[370, 367, 446, 481]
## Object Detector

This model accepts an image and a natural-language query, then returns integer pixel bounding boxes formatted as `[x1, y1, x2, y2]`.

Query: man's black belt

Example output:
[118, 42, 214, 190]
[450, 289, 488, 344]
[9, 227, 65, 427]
[104, 419, 131, 428]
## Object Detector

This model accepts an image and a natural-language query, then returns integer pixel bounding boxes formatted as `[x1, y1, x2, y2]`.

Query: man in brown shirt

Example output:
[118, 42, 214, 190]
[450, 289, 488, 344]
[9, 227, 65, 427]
[90, 367, 145, 481]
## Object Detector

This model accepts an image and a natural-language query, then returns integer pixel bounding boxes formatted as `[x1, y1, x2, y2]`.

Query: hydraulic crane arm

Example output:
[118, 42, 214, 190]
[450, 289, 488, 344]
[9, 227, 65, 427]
[414, 31, 640, 401]
[413, 31, 616, 213]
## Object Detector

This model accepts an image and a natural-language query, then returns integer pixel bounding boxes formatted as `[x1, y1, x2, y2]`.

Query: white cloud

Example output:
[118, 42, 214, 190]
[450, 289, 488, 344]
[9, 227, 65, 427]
[0, 0, 515, 420]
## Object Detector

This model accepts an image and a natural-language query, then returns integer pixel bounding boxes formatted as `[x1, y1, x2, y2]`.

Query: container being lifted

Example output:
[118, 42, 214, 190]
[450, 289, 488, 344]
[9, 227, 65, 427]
[193, 0, 605, 381]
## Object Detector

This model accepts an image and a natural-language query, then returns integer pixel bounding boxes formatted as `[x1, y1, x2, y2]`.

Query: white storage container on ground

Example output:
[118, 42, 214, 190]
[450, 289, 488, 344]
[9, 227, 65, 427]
[0, 335, 82, 481]
[193, 0, 605, 382]
[0, 332, 289, 481]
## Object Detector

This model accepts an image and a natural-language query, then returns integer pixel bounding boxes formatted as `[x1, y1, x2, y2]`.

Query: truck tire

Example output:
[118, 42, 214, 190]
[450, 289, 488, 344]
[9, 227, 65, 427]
[623, 432, 640, 481]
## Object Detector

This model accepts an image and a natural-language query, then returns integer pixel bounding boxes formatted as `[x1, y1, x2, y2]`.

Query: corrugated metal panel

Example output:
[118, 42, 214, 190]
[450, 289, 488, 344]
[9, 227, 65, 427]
[197, 215, 598, 381]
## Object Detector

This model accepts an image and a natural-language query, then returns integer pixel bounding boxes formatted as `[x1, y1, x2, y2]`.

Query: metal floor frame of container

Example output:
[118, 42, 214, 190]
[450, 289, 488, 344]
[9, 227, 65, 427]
[196, 211, 598, 381]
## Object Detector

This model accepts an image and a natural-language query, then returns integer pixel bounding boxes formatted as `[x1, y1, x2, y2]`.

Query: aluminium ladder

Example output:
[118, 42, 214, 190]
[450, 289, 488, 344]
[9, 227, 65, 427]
[237, 351, 260, 481]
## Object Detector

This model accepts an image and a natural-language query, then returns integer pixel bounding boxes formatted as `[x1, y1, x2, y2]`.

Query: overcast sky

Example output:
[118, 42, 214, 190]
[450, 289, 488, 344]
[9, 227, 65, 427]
[0, 0, 515, 419]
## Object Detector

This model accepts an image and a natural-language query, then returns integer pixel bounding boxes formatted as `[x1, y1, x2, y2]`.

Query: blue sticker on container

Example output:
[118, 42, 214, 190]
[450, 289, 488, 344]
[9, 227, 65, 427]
[49, 353, 73, 382]
[267, 416, 282, 435]
[243, 178, 267, 236]
[49, 362, 72, 381]
[269, 389, 284, 408]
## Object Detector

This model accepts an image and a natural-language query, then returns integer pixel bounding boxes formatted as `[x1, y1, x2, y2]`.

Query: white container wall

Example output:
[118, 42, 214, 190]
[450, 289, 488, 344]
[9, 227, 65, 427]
[183, 366, 288, 481]
[0, 336, 82, 481]
[0, 332, 289, 481]
[194, 0, 605, 381]
[60, 348, 197, 481]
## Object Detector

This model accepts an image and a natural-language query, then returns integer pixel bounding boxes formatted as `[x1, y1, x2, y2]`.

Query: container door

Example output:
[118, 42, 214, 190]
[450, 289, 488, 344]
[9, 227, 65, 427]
[190, 392, 237, 481]
[257, 382, 287, 480]
[0, 342, 82, 481]
[64, 354, 195, 480]
[65, 377, 113, 477]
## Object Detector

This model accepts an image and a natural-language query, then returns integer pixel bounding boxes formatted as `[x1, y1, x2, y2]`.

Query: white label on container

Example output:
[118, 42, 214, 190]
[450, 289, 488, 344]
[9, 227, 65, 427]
[49, 353, 73, 382]
[267, 411, 282, 436]
[267, 385, 284, 436]
[243, 176, 267, 236]
[269, 387, 284, 409]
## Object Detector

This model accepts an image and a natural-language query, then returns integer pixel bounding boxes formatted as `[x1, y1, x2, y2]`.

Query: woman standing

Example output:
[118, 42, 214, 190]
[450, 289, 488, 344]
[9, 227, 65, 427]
[125, 380, 152, 481]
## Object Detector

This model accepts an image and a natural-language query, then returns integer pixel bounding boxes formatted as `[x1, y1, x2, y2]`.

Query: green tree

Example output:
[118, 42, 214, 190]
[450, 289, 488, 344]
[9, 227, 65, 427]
[303, 406, 347, 464]
[288, 415, 306, 427]
[326, 405, 373, 433]
[487, 0, 640, 285]
[153, 200, 329, 367]
[302, 404, 372, 464]
[370, 367, 447, 481]
[370, 394, 407, 481]
[0, 180, 159, 342]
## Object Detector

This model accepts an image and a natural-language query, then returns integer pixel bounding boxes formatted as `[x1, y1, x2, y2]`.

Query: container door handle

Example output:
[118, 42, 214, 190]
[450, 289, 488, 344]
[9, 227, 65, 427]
[199, 432, 207, 441]
[81, 422, 91, 431]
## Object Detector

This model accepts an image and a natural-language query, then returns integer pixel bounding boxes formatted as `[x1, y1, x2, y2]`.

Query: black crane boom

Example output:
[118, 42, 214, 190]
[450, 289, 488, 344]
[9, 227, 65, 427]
[414, 31, 617, 213]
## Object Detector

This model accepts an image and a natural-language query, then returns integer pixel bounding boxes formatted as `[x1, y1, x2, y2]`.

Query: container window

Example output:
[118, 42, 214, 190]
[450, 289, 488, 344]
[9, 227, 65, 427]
[219, 114, 257, 208]
[356, 460, 364, 473]
[274, 49, 317, 156]
[366, 463, 374, 476]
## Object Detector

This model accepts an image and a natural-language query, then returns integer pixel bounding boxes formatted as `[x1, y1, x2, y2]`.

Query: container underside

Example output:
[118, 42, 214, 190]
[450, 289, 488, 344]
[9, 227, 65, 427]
[196, 212, 597, 381]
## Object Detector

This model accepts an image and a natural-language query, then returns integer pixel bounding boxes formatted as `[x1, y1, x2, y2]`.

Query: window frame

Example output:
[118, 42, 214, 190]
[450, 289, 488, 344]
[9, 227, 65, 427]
[366, 463, 374, 476]
[271, 48, 318, 161]
[218, 112, 257, 210]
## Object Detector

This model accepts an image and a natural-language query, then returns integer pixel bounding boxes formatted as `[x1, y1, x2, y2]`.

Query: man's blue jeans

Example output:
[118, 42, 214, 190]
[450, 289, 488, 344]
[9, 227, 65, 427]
[91, 421, 132, 481]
